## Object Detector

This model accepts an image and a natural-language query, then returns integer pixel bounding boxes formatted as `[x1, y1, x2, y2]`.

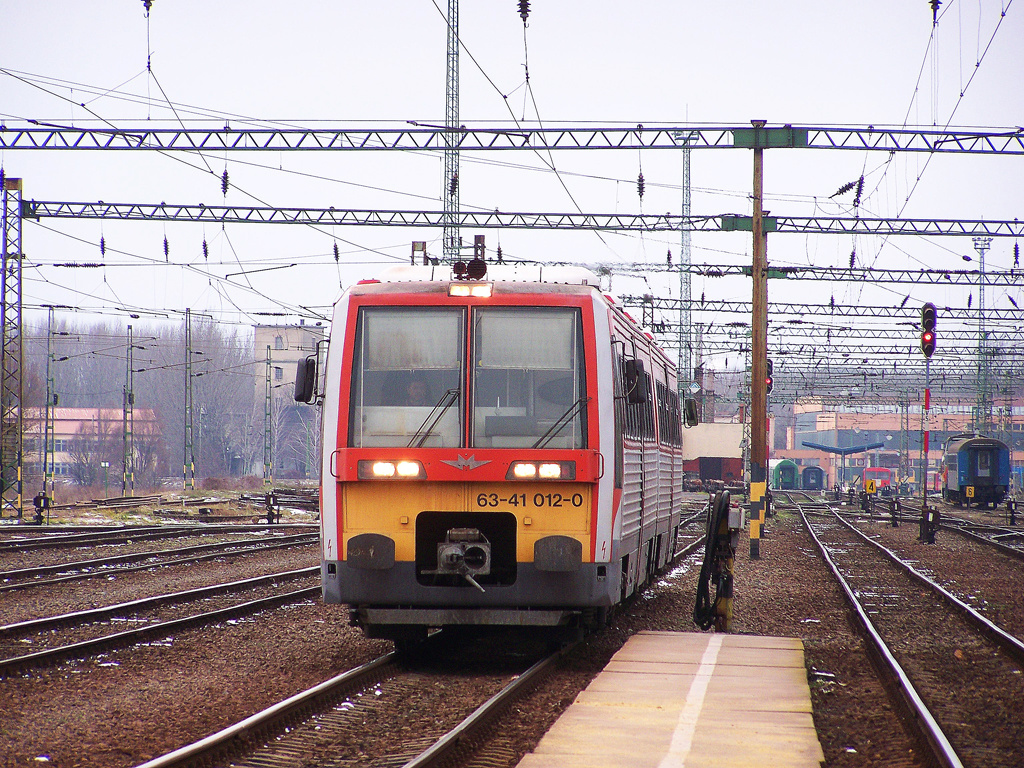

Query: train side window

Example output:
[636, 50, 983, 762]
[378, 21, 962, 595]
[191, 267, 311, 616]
[610, 339, 625, 488]
[348, 307, 464, 448]
[621, 349, 655, 441]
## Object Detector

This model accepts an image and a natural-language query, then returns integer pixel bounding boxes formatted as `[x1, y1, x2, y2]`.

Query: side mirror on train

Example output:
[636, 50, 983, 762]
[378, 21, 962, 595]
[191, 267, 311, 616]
[294, 355, 318, 403]
[683, 397, 699, 427]
[623, 359, 649, 405]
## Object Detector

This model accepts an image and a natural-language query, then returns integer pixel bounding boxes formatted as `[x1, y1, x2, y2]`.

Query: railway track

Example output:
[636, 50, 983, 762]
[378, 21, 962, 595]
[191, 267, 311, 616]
[800, 504, 1024, 768]
[939, 515, 1024, 561]
[135, 637, 566, 768]
[0, 568, 320, 678]
[127, 507, 706, 768]
[0, 532, 319, 592]
[0, 522, 317, 553]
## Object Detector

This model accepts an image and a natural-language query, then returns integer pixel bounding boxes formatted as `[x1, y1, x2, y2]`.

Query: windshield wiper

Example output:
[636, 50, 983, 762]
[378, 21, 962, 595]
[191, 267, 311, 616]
[532, 396, 590, 449]
[408, 389, 460, 448]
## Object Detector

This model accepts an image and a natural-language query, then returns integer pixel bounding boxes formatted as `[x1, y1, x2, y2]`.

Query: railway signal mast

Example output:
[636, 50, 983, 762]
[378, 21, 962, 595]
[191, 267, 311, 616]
[920, 302, 938, 543]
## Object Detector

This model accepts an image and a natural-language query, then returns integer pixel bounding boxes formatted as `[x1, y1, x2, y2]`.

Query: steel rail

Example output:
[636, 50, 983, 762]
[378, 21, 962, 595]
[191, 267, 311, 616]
[798, 507, 964, 768]
[0, 522, 317, 552]
[0, 525, 178, 552]
[0, 566, 318, 636]
[938, 520, 1024, 563]
[401, 647, 568, 768]
[132, 652, 398, 768]
[0, 532, 318, 590]
[0, 585, 320, 678]
[828, 510, 1024, 662]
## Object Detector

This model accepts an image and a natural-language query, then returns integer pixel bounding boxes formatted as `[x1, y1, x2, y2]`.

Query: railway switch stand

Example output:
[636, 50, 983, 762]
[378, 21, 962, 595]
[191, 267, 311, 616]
[264, 492, 278, 525]
[31, 491, 50, 525]
[918, 507, 939, 544]
[890, 499, 900, 528]
[693, 491, 741, 632]
[1008, 498, 1017, 526]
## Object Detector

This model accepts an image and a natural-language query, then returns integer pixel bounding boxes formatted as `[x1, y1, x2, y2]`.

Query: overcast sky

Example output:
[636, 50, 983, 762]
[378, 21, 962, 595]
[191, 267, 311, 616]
[2, 1, 1021, 372]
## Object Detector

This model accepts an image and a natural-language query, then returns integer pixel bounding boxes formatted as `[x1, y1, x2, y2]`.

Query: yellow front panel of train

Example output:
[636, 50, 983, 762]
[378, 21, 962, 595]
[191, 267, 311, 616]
[341, 482, 592, 562]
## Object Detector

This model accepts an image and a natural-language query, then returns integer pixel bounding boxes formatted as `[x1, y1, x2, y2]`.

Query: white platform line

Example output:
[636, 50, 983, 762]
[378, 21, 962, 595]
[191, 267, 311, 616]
[657, 634, 723, 768]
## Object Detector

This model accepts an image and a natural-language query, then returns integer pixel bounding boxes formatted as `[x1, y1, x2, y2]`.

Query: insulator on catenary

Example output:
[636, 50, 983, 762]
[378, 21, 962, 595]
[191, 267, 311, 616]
[1014, 242, 1020, 268]
[100, 236, 106, 256]
[496, 245, 504, 264]
[637, 172, 645, 200]
[163, 235, 169, 261]
[853, 175, 864, 207]
[930, 0, 941, 23]
[221, 169, 229, 196]
[849, 249, 856, 269]
[333, 242, 339, 262]
[518, 0, 530, 22]
[667, 250, 672, 266]
[830, 180, 856, 198]
[449, 173, 458, 196]
[202, 239, 209, 259]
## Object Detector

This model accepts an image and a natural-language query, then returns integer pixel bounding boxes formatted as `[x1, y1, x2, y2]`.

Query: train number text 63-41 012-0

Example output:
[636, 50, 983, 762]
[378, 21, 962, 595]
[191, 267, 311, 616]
[476, 492, 585, 509]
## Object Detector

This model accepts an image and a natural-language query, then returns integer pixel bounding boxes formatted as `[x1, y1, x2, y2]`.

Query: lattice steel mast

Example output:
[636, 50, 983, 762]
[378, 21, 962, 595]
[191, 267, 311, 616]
[43, 307, 56, 500]
[442, 0, 460, 262]
[973, 236, 993, 435]
[263, 345, 273, 488]
[1, 177, 24, 518]
[184, 308, 196, 490]
[122, 324, 135, 496]
[676, 130, 696, 399]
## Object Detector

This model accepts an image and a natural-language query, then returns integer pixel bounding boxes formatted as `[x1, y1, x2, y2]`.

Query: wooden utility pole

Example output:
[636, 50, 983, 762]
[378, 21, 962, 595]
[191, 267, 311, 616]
[729, 122, 807, 558]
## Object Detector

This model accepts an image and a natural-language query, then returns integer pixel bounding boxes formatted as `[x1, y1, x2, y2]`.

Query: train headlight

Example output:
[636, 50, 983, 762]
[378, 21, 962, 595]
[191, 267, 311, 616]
[512, 462, 537, 479]
[358, 459, 426, 480]
[506, 461, 576, 481]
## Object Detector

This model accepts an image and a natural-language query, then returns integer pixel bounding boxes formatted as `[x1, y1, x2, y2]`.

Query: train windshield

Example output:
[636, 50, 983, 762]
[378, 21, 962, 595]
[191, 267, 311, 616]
[349, 307, 464, 447]
[471, 307, 586, 449]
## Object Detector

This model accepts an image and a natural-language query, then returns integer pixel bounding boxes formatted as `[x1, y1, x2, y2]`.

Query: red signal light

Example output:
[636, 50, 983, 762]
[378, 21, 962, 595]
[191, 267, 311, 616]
[920, 303, 937, 358]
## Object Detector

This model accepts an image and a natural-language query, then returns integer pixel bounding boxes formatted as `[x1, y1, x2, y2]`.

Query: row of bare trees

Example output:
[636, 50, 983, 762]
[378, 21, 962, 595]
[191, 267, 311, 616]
[23, 315, 316, 492]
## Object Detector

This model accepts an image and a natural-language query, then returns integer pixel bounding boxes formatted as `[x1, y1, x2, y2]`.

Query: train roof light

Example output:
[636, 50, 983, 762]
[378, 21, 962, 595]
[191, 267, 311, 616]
[448, 282, 493, 298]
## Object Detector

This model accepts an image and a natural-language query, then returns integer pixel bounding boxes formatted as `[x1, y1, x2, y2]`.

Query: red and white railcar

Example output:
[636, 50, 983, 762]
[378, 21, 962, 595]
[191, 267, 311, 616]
[303, 264, 687, 642]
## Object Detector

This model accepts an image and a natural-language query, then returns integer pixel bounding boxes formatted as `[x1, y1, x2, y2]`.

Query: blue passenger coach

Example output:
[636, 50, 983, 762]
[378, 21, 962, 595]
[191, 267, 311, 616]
[942, 434, 1010, 508]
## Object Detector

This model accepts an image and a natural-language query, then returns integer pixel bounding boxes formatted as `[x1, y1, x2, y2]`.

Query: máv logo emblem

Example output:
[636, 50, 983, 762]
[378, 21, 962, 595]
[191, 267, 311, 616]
[440, 454, 491, 471]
